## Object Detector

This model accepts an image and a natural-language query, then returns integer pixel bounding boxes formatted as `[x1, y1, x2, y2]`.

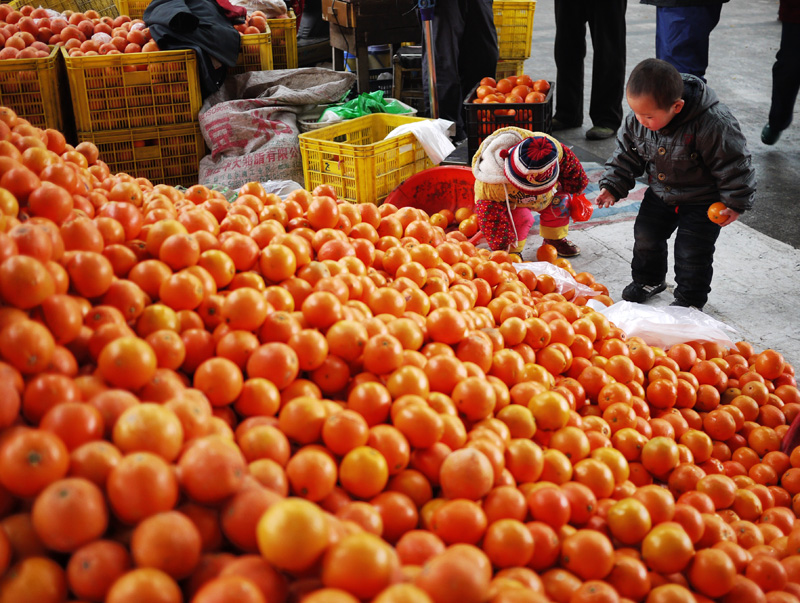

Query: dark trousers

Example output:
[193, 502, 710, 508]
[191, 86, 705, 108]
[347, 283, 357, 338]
[421, 0, 499, 139]
[553, 0, 627, 130]
[631, 188, 722, 308]
[655, 6, 722, 82]
[769, 21, 800, 131]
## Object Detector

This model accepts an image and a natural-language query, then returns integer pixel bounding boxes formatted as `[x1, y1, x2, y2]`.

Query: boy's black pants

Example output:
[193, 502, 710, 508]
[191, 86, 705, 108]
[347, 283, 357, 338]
[631, 188, 722, 308]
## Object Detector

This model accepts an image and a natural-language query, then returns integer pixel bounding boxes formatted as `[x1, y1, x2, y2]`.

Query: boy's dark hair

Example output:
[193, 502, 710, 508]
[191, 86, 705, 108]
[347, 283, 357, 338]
[627, 58, 684, 110]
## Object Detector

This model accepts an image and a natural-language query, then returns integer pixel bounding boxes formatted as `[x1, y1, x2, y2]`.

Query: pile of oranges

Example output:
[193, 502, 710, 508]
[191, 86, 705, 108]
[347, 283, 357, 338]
[0, 104, 799, 603]
[429, 207, 479, 239]
[474, 75, 551, 106]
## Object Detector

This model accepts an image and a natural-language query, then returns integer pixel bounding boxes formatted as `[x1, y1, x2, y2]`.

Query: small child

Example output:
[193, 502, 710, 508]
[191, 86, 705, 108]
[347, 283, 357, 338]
[472, 127, 589, 259]
[597, 58, 757, 310]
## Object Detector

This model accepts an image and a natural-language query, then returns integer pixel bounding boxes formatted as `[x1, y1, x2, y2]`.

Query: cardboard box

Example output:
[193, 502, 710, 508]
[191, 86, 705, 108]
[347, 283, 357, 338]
[322, 0, 356, 28]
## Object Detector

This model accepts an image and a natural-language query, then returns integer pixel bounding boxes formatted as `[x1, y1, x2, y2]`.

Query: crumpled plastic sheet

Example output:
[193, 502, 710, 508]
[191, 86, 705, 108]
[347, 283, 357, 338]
[512, 261, 600, 298]
[586, 299, 738, 348]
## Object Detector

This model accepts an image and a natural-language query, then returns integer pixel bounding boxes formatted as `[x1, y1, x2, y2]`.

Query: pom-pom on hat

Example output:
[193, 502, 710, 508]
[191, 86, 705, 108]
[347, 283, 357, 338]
[501, 135, 560, 194]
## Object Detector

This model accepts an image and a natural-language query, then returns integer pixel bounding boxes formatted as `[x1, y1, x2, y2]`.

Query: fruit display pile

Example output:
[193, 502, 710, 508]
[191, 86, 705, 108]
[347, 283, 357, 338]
[1, 105, 800, 603]
[0, 4, 273, 59]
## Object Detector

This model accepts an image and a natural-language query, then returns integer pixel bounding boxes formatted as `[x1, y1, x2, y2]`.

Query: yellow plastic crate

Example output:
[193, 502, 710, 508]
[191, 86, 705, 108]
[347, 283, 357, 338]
[78, 123, 206, 186]
[269, 11, 298, 69]
[63, 47, 202, 133]
[493, 0, 535, 60]
[299, 113, 434, 205]
[10, 0, 119, 18]
[495, 59, 524, 81]
[115, 0, 150, 19]
[230, 30, 274, 76]
[0, 46, 63, 131]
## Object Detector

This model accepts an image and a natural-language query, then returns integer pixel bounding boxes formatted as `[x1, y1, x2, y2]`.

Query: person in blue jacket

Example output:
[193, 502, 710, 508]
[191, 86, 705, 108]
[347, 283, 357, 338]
[640, 0, 730, 83]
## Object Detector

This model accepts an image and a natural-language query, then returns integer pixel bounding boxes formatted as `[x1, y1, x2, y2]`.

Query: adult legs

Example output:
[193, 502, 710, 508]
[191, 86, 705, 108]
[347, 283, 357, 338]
[459, 0, 498, 115]
[673, 204, 722, 308]
[586, 0, 626, 130]
[422, 0, 467, 137]
[553, 0, 587, 127]
[655, 5, 722, 81]
[630, 189, 679, 287]
[768, 21, 800, 132]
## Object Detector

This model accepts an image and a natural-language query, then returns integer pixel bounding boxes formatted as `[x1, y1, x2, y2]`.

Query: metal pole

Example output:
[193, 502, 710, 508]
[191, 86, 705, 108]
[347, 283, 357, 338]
[419, 0, 438, 119]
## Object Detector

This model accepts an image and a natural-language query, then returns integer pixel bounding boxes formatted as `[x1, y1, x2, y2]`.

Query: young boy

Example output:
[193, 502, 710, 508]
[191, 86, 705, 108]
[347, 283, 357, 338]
[596, 58, 756, 310]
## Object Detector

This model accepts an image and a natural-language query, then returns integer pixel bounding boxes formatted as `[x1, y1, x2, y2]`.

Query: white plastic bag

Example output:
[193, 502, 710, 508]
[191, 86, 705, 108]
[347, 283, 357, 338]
[383, 118, 455, 165]
[512, 261, 600, 298]
[586, 300, 737, 348]
[261, 179, 303, 197]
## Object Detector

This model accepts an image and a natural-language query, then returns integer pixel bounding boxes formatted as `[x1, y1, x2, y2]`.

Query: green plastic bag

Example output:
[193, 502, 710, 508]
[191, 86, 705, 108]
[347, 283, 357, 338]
[317, 91, 408, 123]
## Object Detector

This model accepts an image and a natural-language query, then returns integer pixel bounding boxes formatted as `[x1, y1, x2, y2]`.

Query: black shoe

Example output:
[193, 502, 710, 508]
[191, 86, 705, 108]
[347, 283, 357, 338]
[669, 298, 704, 312]
[586, 126, 616, 140]
[552, 117, 581, 131]
[761, 123, 782, 145]
[621, 281, 666, 303]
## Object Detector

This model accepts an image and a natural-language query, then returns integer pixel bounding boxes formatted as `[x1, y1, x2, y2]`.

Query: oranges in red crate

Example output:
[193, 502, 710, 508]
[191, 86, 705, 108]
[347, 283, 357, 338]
[474, 74, 550, 117]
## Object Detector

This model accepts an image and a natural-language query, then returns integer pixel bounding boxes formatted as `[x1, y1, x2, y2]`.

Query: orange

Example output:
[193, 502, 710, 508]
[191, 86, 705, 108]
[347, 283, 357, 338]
[707, 201, 728, 224]
[439, 447, 494, 501]
[339, 446, 389, 499]
[641, 522, 695, 574]
[414, 544, 492, 603]
[321, 532, 400, 599]
[256, 498, 330, 573]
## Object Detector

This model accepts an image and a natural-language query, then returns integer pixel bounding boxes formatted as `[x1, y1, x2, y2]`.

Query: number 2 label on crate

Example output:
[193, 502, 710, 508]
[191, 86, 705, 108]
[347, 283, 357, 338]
[322, 158, 342, 175]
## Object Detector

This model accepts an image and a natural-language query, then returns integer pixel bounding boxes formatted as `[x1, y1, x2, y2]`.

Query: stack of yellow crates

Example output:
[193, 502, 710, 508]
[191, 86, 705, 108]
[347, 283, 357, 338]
[0, 0, 120, 133]
[0, 47, 65, 133]
[268, 12, 298, 69]
[63, 47, 207, 186]
[493, 0, 536, 80]
[63, 32, 275, 186]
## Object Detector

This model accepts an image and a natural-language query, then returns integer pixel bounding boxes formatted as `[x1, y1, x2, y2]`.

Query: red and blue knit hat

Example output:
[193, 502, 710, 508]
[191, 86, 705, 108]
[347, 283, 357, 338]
[501, 136, 560, 194]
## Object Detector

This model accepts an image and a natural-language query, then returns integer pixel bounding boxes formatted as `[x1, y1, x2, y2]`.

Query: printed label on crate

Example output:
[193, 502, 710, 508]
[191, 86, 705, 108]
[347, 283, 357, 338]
[322, 158, 342, 175]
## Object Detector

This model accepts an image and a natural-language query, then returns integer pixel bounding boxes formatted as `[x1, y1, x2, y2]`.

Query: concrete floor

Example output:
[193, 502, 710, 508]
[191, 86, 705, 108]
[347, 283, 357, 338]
[517, 1, 800, 368]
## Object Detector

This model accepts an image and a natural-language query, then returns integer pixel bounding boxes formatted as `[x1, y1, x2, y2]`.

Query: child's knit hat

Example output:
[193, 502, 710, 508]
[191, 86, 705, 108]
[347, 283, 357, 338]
[500, 136, 560, 194]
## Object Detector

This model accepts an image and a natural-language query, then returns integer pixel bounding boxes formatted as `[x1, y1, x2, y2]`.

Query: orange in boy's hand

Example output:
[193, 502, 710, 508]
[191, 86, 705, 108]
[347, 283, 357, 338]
[707, 202, 727, 224]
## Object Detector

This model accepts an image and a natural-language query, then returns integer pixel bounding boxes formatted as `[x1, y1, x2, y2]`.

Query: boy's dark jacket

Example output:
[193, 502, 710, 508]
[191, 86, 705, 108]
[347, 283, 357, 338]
[599, 74, 756, 213]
